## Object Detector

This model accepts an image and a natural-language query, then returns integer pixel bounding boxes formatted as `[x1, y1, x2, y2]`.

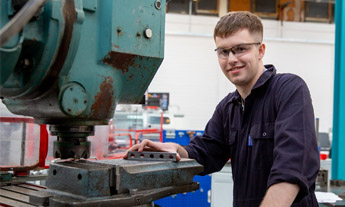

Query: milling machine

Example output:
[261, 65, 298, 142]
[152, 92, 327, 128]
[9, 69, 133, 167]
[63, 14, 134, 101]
[0, 0, 203, 206]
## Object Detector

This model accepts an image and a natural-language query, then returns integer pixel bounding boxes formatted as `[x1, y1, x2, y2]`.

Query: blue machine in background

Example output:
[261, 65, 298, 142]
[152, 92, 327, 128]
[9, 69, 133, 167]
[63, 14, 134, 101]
[162, 129, 204, 145]
[155, 129, 211, 207]
[155, 175, 211, 207]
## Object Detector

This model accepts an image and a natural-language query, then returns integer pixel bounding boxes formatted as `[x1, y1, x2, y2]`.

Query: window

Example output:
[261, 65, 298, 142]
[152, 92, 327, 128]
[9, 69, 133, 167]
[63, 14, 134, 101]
[166, 0, 219, 16]
[195, 0, 219, 15]
[229, 0, 279, 19]
[166, 0, 190, 14]
[253, 0, 278, 19]
[304, 0, 334, 23]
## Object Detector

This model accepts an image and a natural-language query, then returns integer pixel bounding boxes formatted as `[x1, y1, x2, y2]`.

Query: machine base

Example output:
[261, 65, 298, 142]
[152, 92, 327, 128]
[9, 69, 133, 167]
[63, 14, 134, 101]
[0, 158, 203, 207]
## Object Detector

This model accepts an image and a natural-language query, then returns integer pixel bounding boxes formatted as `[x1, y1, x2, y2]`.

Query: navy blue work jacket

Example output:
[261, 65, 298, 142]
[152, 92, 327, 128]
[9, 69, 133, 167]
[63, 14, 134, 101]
[185, 65, 320, 207]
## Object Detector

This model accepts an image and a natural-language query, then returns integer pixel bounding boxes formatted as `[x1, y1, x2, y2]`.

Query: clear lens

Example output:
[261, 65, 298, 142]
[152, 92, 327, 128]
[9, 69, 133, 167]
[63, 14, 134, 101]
[218, 49, 229, 59]
[232, 45, 249, 54]
[215, 42, 260, 59]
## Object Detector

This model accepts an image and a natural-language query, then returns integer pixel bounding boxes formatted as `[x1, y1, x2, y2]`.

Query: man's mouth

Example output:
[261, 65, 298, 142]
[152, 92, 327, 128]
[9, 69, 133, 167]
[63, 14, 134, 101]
[229, 66, 244, 71]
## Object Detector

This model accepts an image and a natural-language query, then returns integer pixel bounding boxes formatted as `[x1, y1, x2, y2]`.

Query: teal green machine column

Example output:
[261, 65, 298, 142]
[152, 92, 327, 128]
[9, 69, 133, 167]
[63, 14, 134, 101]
[0, 0, 166, 159]
[332, 0, 345, 180]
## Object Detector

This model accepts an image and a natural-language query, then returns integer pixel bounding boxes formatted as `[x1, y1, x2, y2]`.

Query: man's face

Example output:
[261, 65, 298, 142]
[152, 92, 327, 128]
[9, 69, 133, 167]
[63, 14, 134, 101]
[215, 29, 265, 90]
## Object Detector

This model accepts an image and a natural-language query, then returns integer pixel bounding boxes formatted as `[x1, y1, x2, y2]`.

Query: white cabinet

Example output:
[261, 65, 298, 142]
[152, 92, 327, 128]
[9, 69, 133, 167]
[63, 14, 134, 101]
[211, 163, 233, 207]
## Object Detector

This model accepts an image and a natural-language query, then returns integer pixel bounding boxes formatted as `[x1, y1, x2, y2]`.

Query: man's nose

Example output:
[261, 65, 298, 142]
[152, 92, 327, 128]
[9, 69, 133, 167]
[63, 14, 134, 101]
[227, 51, 238, 65]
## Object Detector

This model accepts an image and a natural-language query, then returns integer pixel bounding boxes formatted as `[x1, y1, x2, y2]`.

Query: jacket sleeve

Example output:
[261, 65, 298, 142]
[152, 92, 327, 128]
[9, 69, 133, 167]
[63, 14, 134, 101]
[267, 75, 320, 200]
[184, 98, 232, 175]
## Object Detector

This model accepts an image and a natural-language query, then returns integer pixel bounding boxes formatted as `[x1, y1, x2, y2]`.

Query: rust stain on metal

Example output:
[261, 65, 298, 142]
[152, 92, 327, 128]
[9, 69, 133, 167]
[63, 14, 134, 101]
[112, 44, 119, 49]
[129, 74, 134, 80]
[103, 52, 138, 74]
[90, 77, 114, 119]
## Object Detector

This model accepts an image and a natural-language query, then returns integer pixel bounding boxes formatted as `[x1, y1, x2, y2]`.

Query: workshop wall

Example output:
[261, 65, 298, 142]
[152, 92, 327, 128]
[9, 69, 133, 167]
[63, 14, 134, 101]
[148, 13, 335, 133]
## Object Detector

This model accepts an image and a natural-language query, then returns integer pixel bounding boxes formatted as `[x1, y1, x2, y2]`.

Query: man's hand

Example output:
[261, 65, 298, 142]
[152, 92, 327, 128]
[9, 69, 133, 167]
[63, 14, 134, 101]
[123, 139, 189, 161]
[260, 182, 299, 207]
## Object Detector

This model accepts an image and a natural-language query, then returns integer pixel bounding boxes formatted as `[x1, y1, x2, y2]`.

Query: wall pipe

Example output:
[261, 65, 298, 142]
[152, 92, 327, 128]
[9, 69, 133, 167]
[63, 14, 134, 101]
[332, 0, 345, 180]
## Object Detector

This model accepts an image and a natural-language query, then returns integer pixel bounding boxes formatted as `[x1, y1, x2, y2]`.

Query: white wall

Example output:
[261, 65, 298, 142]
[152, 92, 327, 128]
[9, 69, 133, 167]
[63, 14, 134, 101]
[148, 14, 335, 132]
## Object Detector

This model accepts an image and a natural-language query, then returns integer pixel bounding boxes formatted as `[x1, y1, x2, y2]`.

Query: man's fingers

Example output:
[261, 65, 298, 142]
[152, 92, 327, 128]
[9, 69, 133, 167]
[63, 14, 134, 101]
[123, 144, 140, 159]
[143, 140, 161, 150]
[138, 139, 149, 152]
[176, 153, 181, 161]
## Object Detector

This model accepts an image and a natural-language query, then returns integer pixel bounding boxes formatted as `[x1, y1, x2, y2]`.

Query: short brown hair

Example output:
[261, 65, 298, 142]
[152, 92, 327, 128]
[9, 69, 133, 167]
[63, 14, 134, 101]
[214, 11, 263, 42]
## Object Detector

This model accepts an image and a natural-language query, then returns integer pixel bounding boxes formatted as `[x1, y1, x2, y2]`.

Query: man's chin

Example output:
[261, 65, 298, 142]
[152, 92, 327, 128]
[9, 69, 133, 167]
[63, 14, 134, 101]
[228, 77, 245, 86]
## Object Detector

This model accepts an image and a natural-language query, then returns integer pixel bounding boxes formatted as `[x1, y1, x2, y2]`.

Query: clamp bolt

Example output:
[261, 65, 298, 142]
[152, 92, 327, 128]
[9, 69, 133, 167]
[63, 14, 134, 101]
[155, 0, 161, 10]
[144, 29, 153, 39]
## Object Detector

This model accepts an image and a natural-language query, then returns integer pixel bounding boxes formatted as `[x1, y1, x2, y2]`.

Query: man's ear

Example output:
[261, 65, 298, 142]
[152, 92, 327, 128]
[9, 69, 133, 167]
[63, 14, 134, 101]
[258, 43, 266, 60]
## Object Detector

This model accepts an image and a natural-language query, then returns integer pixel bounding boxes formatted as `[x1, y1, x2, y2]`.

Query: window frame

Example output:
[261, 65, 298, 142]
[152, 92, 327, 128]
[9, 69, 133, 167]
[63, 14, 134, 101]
[195, 0, 219, 15]
[303, 0, 334, 23]
[252, 0, 279, 19]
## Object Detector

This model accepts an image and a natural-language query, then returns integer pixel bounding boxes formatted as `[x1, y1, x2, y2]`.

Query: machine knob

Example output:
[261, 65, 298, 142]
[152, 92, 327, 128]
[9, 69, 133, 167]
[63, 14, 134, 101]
[60, 83, 88, 116]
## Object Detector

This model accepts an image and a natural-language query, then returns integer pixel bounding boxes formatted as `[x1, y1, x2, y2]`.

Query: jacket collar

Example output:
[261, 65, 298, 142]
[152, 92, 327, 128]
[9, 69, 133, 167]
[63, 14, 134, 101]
[252, 64, 276, 90]
[227, 64, 276, 104]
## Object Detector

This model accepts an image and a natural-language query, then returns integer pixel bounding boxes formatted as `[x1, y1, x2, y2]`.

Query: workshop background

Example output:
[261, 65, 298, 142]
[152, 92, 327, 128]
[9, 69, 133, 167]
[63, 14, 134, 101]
[0, 0, 336, 133]
[150, 0, 334, 134]
[1, 0, 343, 206]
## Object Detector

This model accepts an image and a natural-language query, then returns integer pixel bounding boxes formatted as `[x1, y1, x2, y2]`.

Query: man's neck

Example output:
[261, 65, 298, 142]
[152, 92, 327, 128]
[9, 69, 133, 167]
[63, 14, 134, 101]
[237, 87, 252, 100]
[237, 65, 265, 99]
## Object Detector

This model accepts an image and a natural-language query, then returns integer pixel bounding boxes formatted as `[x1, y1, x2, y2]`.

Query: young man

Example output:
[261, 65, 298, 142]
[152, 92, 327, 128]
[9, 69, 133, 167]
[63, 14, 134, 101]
[124, 11, 320, 207]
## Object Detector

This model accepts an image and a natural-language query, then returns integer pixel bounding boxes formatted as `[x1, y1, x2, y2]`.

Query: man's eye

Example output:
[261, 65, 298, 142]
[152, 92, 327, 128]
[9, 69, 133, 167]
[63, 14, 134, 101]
[233, 46, 247, 53]
[221, 49, 229, 54]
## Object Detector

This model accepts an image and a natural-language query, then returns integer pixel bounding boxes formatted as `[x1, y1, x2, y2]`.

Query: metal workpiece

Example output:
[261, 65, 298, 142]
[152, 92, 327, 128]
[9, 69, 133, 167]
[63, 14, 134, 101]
[25, 158, 203, 206]
[127, 151, 178, 161]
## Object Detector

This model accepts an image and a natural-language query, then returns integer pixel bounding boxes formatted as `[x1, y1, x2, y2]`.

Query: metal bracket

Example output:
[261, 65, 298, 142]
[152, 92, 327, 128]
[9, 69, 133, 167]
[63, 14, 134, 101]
[127, 151, 177, 162]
